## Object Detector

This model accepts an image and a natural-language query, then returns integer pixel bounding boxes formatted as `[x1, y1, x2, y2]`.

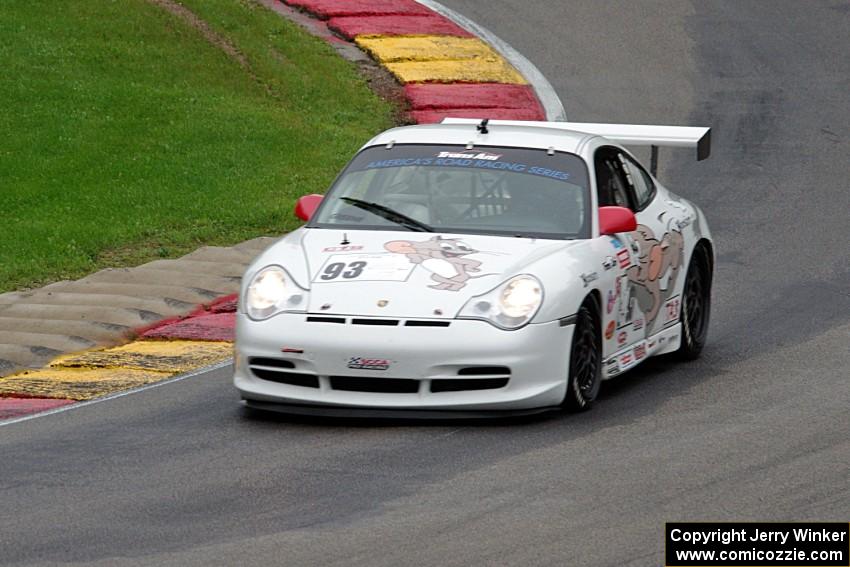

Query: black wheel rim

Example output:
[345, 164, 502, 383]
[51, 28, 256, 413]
[683, 257, 707, 345]
[571, 309, 599, 396]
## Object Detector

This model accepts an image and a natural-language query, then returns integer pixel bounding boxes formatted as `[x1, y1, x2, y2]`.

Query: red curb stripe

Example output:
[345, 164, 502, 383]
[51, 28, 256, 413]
[328, 15, 472, 39]
[141, 312, 236, 342]
[412, 106, 546, 124]
[0, 397, 75, 420]
[284, 0, 432, 20]
[207, 293, 238, 314]
[405, 83, 543, 111]
[133, 293, 238, 337]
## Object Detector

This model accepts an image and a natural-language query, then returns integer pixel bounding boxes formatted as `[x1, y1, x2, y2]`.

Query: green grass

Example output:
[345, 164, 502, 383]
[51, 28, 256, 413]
[0, 0, 394, 292]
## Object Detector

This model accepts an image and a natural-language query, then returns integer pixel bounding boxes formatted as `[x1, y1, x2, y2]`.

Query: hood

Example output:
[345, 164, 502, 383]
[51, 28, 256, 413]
[283, 229, 578, 318]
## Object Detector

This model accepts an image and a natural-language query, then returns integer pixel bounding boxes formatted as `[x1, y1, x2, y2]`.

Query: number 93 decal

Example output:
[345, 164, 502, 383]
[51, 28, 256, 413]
[313, 253, 416, 283]
[321, 261, 367, 280]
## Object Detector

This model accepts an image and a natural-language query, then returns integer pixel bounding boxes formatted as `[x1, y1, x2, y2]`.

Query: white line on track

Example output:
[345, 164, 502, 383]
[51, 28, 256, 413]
[415, 0, 567, 121]
[0, 359, 232, 428]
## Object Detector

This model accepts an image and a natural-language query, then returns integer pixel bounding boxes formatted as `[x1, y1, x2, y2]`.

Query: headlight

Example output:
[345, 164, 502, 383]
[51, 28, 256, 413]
[244, 265, 308, 320]
[457, 275, 543, 330]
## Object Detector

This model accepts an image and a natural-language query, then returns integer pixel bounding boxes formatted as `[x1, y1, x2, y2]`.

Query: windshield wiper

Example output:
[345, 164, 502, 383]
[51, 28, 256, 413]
[339, 197, 434, 232]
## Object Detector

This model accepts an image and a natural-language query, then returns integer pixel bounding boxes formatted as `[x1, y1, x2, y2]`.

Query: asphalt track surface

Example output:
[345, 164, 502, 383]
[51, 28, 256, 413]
[2, 3, 849, 565]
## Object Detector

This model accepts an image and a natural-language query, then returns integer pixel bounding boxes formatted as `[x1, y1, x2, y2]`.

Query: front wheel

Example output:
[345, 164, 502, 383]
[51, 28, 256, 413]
[562, 297, 601, 411]
[676, 245, 712, 360]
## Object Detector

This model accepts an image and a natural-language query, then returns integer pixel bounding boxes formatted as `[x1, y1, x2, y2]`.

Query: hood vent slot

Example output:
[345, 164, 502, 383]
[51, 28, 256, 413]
[404, 320, 451, 327]
[306, 316, 346, 324]
[351, 318, 399, 326]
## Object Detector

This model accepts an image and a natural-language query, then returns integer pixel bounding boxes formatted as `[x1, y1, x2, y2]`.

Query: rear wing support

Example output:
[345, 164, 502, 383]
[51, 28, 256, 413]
[650, 145, 659, 177]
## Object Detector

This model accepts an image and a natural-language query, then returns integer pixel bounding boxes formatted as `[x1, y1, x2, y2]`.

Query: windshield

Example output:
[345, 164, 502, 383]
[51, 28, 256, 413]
[310, 144, 590, 239]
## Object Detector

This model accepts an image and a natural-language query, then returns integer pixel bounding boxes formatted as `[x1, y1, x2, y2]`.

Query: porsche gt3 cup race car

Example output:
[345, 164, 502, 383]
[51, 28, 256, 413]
[234, 118, 714, 417]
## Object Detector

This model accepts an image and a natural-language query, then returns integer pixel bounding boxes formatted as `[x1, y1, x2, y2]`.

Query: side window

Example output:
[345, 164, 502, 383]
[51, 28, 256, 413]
[619, 154, 656, 210]
[594, 148, 633, 209]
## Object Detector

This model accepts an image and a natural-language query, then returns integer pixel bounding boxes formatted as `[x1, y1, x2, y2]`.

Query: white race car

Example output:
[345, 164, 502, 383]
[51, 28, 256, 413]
[234, 118, 713, 417]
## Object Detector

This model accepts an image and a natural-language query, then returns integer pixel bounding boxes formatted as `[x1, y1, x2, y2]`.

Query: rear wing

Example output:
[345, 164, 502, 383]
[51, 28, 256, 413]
[441, 118, 711, 175]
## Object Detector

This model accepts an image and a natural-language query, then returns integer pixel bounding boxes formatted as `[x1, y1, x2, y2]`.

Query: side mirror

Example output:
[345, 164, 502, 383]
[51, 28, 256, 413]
[294, 194, 323, 221]
[599, 206, 637, 235]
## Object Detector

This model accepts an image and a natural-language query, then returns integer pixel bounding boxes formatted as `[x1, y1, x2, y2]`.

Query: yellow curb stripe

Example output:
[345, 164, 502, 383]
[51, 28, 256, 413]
[384, 60, 526, 84]
[356, 36, 500, 63]
[0, 368, 171, 401]
[355, 35, 526, 84]
[51, 340, 233, 374]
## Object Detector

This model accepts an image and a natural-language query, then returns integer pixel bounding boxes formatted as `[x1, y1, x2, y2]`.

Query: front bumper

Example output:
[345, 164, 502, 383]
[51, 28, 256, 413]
[234, 313, 573, 412]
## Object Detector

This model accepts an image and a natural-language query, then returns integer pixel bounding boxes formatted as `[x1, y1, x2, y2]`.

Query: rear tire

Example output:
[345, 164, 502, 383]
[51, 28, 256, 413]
[676, 245, 712, 360]
[562, 296, 601, 411]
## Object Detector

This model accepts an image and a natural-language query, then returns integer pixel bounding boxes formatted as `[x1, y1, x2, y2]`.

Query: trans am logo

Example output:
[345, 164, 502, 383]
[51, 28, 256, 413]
[347, 357, 391, 371]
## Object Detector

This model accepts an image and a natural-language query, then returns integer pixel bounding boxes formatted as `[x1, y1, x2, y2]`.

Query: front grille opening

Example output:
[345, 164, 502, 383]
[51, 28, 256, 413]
[251, 369, 319, 388]
[306, 316, 346, 324]
[457, 366, 511, 376]
[431, 378, 509, 393]
[404, 320, 451, 327]
[248, 357, 295, 369]
[329, 376, 418, 393]
[351, 318, 400, 326]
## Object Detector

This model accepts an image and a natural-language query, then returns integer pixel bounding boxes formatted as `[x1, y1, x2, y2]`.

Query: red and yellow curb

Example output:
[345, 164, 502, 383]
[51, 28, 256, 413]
[0, 294, 238, 418]
[283, 0, 546, 122]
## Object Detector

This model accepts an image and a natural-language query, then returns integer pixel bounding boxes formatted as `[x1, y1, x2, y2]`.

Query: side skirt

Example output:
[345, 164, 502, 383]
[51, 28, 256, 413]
[601, 323, 682, 380]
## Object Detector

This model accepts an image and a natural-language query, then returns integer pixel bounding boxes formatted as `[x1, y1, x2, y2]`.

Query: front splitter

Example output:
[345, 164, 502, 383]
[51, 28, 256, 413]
[243, 399, 559, 420]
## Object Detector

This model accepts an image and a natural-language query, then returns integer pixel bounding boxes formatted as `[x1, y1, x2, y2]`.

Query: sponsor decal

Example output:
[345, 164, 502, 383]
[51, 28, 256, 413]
[633, 317, 644, 331]
[605, 320, 616, 340]
[606, 290, 617, 314]
[617, 249, 631, 268]
[347, 357, 390, 371]
[602, 256, 616, 270]
[364, 153, 572, 181]
[609, 236, 624, 249]
[647, 340, 656, 349]
[377, 299, 389, 307]
[616, 275, 633, 329]
[322, 245, 364, 253]
[663, 296, 681, 325]
[366, 157, 434, 169]
[633, 342, 646, 360]
[672, 216, 692, 230]
[580, 271, 598, 287]
[436, 151, 502, 161]
[619, 352, 634, 370]
[617, 330, 628, 346]
[606, 359, 620, 376]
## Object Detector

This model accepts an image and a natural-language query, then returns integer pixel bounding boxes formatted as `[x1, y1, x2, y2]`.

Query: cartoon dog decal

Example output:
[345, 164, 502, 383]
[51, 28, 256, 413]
[384, 236, 483, 291]
[626, 224, 685, 324]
